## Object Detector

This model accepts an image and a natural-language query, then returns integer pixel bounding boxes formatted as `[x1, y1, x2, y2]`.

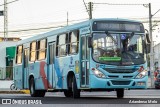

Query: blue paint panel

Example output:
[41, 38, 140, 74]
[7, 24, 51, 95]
[54, 54, 80, 89]
[54, 59, 63, 88]
[14, 65, 23, 89]
[35, 77, 45, 89]
[29, 62, 44, 89]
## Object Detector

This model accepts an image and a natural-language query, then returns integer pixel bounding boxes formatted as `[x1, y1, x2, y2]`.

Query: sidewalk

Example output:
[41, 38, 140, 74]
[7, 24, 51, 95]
[147, 77, 156, 89]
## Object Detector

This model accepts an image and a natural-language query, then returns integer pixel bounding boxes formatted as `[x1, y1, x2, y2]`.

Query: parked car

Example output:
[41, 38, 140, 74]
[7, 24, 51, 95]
[155, 74, 160, 89]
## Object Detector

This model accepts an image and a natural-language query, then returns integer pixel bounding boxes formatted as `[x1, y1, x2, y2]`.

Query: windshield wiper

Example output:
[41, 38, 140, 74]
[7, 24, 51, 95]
[105, 31, 117, 43]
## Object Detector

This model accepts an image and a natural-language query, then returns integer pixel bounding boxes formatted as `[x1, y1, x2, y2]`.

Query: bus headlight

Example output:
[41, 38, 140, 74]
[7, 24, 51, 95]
[92, 68, 106, 78]
[135, 70, 148, 79]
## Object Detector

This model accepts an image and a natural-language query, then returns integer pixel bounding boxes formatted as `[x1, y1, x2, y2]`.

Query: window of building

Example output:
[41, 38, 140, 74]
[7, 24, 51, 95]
[37, 39, 47, 60]
[57, 34, 67, 56]
[69, 30, 79, 54]
[16, 45, 23, 64]
[30, 41, 36, 61]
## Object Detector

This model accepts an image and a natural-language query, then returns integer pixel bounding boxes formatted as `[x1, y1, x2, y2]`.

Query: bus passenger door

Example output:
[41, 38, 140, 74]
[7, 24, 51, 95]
[23, 48, 29, 89]
[48, 42, 56, 88]
[80, 35, 90, 87]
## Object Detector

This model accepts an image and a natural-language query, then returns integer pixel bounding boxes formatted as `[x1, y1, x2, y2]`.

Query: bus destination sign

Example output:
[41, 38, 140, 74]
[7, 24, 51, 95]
[92, 21, 144, 33]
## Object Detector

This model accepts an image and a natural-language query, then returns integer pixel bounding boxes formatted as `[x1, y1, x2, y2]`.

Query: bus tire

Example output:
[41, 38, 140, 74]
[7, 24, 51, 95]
[64, 90, 73, 97]
[72, 75, 80, 98]
[116, 89, 124, 98]
[29, 78, 38, 97]
[37, 90, 46, 97]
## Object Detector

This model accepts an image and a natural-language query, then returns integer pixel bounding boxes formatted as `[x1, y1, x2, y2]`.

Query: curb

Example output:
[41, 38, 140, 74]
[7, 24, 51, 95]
[21, 90, 30, 94]
[0, 90, 30, 94]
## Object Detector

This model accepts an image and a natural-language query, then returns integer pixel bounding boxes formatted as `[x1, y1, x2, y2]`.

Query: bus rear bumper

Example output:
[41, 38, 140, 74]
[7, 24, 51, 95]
[90, 75, 148, 89]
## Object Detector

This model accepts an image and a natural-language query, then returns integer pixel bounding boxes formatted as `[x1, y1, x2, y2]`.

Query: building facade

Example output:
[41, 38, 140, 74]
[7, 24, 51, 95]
[0, 37, 20, 89]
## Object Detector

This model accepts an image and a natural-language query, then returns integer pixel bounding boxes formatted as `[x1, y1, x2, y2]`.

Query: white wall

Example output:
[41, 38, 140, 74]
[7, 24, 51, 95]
[154, 43, 160, 69]
[152, 26, 160, 46]
[0, 80, 13, 89]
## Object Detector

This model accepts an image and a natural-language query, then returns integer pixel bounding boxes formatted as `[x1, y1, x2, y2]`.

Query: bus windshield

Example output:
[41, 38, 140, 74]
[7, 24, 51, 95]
[92, 32, 146, 65]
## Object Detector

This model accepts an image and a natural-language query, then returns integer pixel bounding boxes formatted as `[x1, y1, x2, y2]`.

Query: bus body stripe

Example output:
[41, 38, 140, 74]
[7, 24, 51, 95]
[40, 61, 52, 89]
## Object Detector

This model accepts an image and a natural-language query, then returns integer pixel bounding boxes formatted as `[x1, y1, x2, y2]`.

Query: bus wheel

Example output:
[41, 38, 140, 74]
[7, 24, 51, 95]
[29, 78, 38, 97]
[37, 90, 46, 97]
[64, 90, 73, 97]
[72, 75, 80, 98]
[116, 89, 124, 98]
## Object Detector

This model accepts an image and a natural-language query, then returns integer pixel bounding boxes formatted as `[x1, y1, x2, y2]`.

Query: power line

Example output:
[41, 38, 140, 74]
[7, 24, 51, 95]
[0, 18, 88, 33]
[0, 0, 19, 7]
[83, 0, 89, 16]
[0, 25, 64, 33]
[0, 18, 159, 33]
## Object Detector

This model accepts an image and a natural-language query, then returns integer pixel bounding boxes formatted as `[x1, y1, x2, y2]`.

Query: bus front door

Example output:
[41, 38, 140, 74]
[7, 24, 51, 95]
[47, 42, 56, 89]
[23, 48, 29, 89]
[80, 35, 89, 87]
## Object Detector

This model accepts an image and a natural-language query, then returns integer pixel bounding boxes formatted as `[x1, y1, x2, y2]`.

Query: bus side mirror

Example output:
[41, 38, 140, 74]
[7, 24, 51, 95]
[88, 37, 92, 48]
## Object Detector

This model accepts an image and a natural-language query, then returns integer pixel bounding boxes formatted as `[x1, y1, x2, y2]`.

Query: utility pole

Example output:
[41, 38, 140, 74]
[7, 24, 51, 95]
[88, 2, 93, 19]
[149, 3, 154, 88]
[4, 0, 8, 41]
[148, 3, 160, 88]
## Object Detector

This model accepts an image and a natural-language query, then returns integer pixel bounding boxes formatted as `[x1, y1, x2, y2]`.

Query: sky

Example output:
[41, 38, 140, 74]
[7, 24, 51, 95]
[0, 0, 160, 43]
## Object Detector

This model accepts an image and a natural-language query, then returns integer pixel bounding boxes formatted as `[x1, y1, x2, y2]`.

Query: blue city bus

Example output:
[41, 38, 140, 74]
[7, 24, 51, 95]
[14, 18, 150, 98]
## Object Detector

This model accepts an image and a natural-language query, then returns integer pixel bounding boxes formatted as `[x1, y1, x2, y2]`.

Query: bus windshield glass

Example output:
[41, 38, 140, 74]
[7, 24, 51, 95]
[92, 32, 146, 65]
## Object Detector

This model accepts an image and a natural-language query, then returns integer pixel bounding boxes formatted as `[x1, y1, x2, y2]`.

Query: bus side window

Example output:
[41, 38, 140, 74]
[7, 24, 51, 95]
[37, 39, 47, 60]
[16, 45, 23, 64]
[29, 41, 36, 62]
[69, 30, 79, 54]
[56, 34, 67, 56]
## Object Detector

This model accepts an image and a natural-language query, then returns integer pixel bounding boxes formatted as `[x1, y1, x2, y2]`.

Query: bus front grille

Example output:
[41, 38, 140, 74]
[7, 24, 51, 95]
[111, 81, 131, 85]
[103, 68, 138, 73]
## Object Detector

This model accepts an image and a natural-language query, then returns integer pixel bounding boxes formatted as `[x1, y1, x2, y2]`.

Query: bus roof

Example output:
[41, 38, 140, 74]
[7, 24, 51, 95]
[17, 18, 142, 45]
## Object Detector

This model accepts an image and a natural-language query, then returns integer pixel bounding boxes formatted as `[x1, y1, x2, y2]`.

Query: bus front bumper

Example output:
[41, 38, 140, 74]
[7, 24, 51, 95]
[90, 75, 148, 89]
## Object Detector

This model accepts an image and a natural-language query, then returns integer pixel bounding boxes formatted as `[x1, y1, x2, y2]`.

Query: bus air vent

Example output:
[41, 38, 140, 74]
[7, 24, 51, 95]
[111, 81, 131, 85]
[108, 76, 119, 78]
[103, 68, 138, 73]
[123, 76, 133, 78]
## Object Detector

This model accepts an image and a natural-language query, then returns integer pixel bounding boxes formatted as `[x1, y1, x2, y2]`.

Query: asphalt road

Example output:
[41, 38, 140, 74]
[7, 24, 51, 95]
[0, 89, 160, 107]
